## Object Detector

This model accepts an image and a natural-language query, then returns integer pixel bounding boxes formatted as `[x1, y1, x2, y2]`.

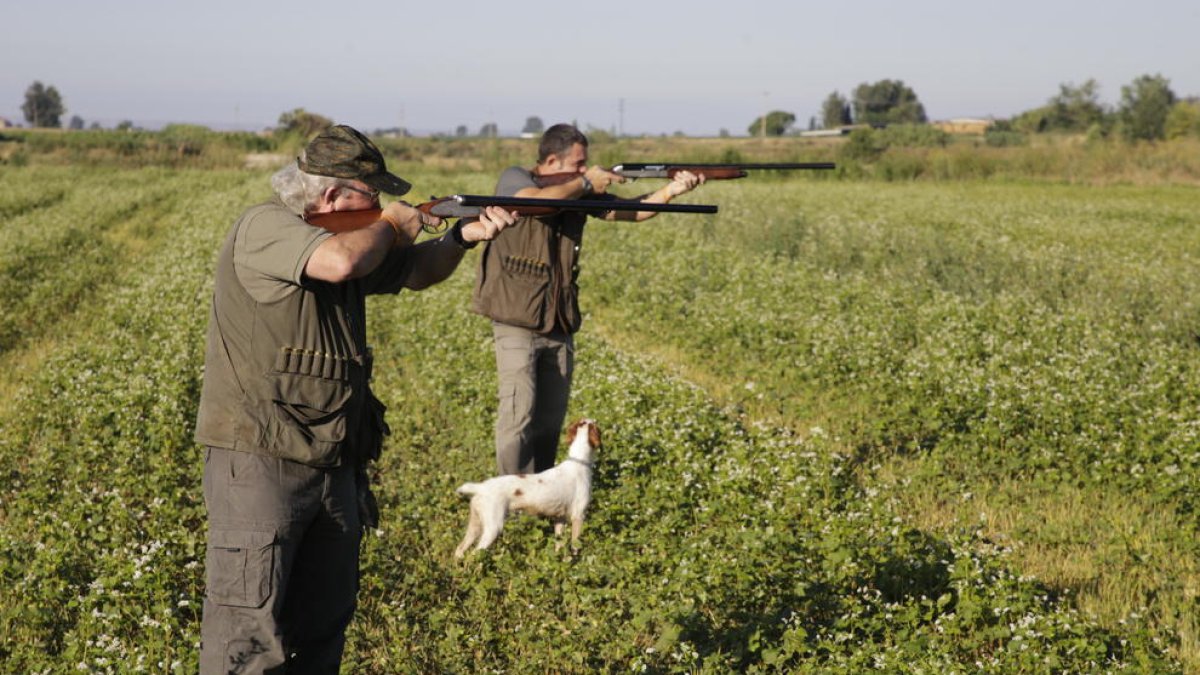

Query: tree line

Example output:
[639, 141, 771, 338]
[16, 76, 1200, 143]
[748, 74, 1197, 142]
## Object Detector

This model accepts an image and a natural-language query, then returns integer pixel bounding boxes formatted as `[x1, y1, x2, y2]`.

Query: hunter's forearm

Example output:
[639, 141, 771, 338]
[402, 233, 467, 290]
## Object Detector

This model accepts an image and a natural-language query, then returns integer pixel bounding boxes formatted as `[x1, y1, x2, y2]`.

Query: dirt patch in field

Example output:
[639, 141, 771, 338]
[244, 153, 289, 170]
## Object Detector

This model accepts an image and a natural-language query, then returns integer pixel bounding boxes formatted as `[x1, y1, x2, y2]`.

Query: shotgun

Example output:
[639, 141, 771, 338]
[535, 161, 836, 187]
[307, 194, 719, 233]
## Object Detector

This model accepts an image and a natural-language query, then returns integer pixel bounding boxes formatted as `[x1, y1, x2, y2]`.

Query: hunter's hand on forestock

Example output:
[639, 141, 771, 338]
[459, 206, 517, 243]
[666, 170, 705, 197]
[382, 201, 441, 246]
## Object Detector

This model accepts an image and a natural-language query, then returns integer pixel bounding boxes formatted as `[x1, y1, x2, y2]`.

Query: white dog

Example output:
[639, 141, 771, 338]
[454, 419, 602, 558]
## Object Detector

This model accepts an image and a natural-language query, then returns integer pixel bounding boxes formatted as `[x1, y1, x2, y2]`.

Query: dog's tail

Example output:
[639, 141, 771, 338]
[456, 482, 482, 497]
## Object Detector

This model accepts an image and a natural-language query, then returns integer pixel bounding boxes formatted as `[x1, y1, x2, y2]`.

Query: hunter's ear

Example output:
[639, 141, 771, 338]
[546, 151, 575, 172]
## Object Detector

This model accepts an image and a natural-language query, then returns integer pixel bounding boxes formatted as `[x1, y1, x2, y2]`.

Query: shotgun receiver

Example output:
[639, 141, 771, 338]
[535, 161, 835, 186]
[308, 194, 719, 233]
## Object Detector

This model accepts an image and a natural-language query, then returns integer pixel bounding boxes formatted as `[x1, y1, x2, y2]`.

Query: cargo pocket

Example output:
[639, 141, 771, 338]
[206, 528, 276, 608]
[499, 379, 518, 421]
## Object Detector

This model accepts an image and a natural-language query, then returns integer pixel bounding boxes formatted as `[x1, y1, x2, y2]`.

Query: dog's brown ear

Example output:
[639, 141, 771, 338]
[564, 419, 582, 445]
[588, 423, 602, 449]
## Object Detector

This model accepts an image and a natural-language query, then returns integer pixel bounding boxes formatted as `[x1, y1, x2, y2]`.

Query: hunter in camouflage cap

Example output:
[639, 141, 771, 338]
[298, 124, 412, 196]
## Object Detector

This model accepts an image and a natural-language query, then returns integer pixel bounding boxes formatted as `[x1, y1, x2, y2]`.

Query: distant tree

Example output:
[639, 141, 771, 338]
[276, 107, 333, 137]
[521, 116, 544, 135]
[718, 128, 730, 138]
[1048, 79, 1106, 131]
[116, 120, 135, 131]
[852, 80, 926, 126]
[1118, 74, 1176, 141]
[479, 122, 498, 138]
[1165, 99, 1200, 139]
[455, 125, 468, 137]
[22, 81, 65, 128]
[1013, 80, 1107, 134]
[68, 115, 85, 130]
[89, 121, 102, 130]
[1011, 106, 1051, 134]
[747, 110, 796, 137]
[821, 91, 853, 128]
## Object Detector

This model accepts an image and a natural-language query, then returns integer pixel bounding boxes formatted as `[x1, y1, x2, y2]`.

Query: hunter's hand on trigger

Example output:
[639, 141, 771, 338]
[585, 165, 624, 193]
[382, 201, 442, 243]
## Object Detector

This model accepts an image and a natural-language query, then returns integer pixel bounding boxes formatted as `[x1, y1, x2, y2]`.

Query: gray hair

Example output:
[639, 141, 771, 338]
[270, 156, 353, 214]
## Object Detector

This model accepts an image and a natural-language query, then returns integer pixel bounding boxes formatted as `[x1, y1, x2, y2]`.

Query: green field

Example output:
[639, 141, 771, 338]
[1, 155, 1198, 671]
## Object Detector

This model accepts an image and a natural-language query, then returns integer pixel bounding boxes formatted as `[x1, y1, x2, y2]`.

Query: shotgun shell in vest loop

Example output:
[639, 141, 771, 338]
[275, 347, 368, 379]
[299, 349, 314, 375]
[279, 347, 297, 372]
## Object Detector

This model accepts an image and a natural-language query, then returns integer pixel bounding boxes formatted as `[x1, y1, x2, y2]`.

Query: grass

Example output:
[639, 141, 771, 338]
[582, 178, 1200, 671]
[0, 159, 1196, 671]
[875, 455, 1200, 667]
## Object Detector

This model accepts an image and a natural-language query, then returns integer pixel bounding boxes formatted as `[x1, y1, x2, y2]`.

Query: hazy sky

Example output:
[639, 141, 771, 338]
[3, 0, 1197, 136]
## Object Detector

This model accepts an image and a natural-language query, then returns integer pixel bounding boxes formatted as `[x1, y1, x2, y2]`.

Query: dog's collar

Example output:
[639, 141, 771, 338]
[565, 457, 593, 468]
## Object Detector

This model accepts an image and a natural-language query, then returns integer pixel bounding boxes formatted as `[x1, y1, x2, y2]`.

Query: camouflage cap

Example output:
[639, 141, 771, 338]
[297, 124, 411, 196]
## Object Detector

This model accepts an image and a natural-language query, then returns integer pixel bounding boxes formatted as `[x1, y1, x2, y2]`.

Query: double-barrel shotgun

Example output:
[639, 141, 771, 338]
[535, 161, 836, 187]
[307, 193, 718, 234]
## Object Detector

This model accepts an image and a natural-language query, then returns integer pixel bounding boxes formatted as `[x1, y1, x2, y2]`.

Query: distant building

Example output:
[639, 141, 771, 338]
[798, 125, 867, 138]
[799, 128, 849, 138]
[931, 118, 994, 135]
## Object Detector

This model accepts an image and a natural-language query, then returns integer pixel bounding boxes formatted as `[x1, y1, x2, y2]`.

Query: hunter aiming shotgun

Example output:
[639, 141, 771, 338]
[308, 193, 719, 233]
[535, 161, 836, 187]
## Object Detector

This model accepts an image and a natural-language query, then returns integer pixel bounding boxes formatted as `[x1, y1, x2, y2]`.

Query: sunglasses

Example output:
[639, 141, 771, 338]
[341, 185, 380, 201]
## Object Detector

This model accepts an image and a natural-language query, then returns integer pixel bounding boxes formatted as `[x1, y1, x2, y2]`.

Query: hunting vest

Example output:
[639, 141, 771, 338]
[194, 202, 387, 467]
[472, 167, 589, 334]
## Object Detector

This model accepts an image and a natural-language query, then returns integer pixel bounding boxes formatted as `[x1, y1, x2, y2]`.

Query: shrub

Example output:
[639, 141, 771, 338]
[878, 124, 951, 148]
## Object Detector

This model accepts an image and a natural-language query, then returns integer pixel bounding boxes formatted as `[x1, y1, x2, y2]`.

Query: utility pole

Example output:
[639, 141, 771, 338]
[761, 91, 769, 138]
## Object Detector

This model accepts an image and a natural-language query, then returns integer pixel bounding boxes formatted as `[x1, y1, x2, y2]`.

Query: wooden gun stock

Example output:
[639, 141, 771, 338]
[665, 166, 748, 179]
[307, 208, 387, 232]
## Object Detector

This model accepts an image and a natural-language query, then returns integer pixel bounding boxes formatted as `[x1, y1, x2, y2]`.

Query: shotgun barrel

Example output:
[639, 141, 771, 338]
[307, 194, 718, 233]
[535, 161, 835, 185]
[426, 194, 718, 217]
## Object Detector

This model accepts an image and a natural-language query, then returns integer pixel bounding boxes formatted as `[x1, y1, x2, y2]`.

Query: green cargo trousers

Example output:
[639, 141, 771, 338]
[492, 322, 574, 475]
[200, 447, 362, 674]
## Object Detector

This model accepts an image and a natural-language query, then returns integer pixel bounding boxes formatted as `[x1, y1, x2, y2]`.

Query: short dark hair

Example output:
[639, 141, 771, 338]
[537, 124, 588, 163]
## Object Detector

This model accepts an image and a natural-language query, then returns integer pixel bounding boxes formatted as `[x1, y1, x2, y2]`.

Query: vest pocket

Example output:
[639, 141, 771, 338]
[268, 354, 354, 463]
[482, 256, 551, 329]
[206, 528, 275, 608]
